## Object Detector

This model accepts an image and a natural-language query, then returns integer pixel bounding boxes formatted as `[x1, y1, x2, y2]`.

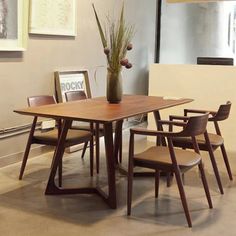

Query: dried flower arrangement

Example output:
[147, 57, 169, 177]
[92, 2, 134, 74]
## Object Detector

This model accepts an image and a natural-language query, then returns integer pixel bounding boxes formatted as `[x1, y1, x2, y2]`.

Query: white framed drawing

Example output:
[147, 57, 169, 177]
[54, 70, 91, 103]
[0, 0, 28, 51]
[29, 0, 77, 36]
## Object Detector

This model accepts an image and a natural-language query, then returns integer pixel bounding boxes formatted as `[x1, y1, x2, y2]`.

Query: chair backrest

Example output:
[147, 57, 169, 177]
[28, 95, 56, 107]
[179, 113, 209, 137]
[212, 101, 231, 121]
[65, 90, 87, 102]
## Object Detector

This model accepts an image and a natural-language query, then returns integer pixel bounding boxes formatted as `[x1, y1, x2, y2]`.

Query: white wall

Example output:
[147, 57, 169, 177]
[149, 64, 236, 153]
[160, 1, 235, 64]
[0, 0, 156, 158]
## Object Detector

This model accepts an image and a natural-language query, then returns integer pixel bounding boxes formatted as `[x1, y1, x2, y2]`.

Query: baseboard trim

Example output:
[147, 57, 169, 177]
[0, 121, 146, 168]
[0, 146, 53, 168]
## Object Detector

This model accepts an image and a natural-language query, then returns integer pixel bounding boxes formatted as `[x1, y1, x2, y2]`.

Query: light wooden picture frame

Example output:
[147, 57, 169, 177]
[54, 70, 91, 103]
[29, 0, 77, 36]
[0, 0, 28, 51]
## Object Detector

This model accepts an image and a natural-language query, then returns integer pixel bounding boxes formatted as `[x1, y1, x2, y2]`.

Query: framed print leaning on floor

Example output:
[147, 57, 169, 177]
[0, 0, 28, 51]
[29, 0, 77, 36]
[54, 70, 91, 103]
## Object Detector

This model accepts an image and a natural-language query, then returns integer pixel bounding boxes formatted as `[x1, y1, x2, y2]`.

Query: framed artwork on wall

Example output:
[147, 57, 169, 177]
[0, 0, 28, 51]
[54, 70, 91, 103]
[29, 0, 77, 36]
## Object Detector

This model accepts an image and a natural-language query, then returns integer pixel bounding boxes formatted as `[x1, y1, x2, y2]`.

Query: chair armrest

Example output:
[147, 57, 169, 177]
[130, 127, 179, 137]
[169, 115, 190, 122]
[184, 108, 216, 116]
[157, 119, 187, 127]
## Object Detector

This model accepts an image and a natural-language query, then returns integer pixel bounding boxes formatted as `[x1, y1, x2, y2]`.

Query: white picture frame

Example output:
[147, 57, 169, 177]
[54, 70, 91, 103]
[0, 0, 28, 51]
[29, 0, 77, 36]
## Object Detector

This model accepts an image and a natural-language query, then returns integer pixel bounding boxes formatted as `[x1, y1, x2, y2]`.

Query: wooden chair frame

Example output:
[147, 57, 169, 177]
[127, 114, 213, 227]
[19, 95, 94, 186]
[169, 101, 232, 194]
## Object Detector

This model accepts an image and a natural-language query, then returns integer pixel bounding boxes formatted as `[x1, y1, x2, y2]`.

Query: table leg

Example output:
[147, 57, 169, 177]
[95, 122, 100, 174]
[103, 122, 117, 209]
[114, 120, 123, 165]
[45, 120, 98, 194]
[45, 119, 72, 194]
[45, 119, 117, 209]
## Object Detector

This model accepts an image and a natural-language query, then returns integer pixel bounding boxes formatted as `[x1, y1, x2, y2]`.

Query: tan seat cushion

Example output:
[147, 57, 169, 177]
[134, 146, 201, 169]
[172, 133, 223, 146]
[34, 129, 91, 145]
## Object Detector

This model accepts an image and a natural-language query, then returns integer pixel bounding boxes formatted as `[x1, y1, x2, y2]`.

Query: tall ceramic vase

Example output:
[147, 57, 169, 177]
[106, 68, 122, 104]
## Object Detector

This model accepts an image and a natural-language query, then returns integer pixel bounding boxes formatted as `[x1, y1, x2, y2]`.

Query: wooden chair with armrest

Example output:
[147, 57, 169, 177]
[127, 113, 213, 228]
[19, 95, 94, 186]
[65, 90, 122, 174]
[169, 101, 232, 194]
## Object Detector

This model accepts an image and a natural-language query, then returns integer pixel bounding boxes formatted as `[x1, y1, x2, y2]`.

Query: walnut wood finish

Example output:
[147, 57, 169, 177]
[15, 95, 193, 209]
[65, 90, 87, 101]
[65, 91, 93, 165]
[19, 95, 94, 186]
[15, 95, 193, 123]
[65, 91, 122, 174]
[127, 114, 212, 228]
[170, 102, 232, 194]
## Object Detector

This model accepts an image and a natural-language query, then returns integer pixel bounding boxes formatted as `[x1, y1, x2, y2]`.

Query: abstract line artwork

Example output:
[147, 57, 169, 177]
[29, 0, 77, 36]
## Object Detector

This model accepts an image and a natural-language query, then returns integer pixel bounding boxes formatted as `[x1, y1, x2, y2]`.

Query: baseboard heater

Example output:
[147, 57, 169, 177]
[0, 122, 40, 139]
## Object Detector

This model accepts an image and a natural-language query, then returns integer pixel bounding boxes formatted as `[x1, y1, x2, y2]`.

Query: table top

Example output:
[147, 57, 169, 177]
[14, 95, 193, 123]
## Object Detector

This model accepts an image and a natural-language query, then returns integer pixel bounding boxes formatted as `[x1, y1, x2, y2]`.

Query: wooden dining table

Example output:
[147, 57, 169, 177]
[14, 95, 193, 209]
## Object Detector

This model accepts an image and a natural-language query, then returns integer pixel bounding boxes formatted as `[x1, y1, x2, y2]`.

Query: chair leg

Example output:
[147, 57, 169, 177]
[81, 142, 88, 159]
[198, 161, 213, 209]
[119, 134, 122, 163]
[182, 173, 185, 185]
[19, 142, 32, 180]
[221, 144, 233, 180]
[207, 148, 224, 194]
[174, 168, 192, 228]
[58, 157, 62, 187]
[204, 131, 224, 194]
[90, 136, 94, 177]
[50, 146, 64, 187]
[19, 119, 37, 180]
[166, 172, 173, 187]
[127, 161, 134, 216]
[155, 169, 160, 198]
[96, 123, 100, 174]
